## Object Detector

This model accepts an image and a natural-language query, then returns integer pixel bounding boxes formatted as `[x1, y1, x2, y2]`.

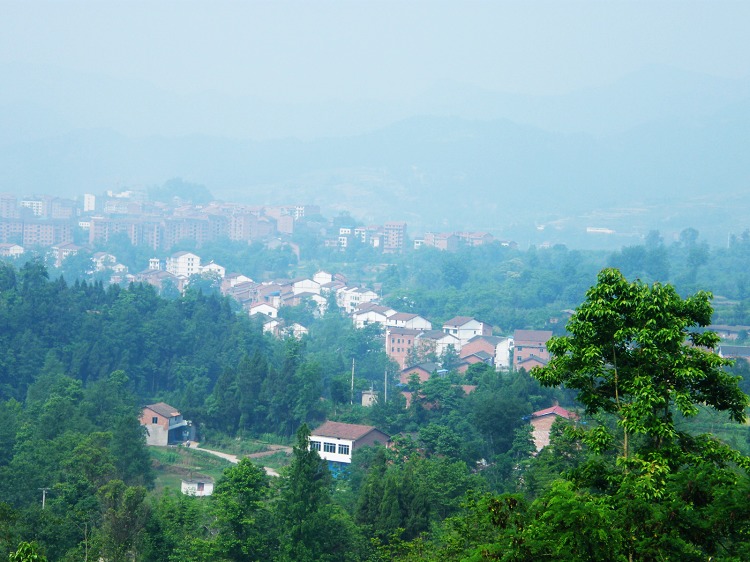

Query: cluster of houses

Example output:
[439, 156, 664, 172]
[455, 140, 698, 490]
[348, 297, 554, 384]
[139, 399, 578, 497]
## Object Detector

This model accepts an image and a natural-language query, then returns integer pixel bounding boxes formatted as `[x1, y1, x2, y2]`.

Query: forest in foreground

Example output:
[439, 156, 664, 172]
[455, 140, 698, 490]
[3, 231, 750, 560]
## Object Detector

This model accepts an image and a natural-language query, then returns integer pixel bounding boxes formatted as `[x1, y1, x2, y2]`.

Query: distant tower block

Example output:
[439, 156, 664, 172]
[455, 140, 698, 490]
[83, 193, 96, 213]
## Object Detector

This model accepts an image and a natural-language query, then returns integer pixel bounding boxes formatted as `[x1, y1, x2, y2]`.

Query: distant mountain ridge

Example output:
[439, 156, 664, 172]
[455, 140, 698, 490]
[1, 62, 749, 246]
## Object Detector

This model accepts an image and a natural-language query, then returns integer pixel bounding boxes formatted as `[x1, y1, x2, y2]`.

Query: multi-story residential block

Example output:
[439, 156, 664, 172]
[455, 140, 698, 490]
[48, 198, 77, 219]
[0, 194, 18, 218]
[229, 213, 276, 242]
[383, 222, 407, 253]
[166, 251, 201, 278]
[16, 219, 73, 247]
[83, 193, 96, 213]
[386, 327, 422, 369]
[89, 217, 164, 250]
[162, 215, 228, 248]
[20, 198, 46, 217]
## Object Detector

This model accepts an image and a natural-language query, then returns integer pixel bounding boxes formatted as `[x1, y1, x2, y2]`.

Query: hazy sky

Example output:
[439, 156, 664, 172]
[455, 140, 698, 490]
[2, 0, 750, 103]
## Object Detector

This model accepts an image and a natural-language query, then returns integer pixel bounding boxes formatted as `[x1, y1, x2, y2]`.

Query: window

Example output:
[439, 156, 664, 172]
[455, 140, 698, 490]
[151, 416, 158, 424]
[310, 440, 321, 451]
[324, 442, 336, 453]
[338, 444, 350, 455]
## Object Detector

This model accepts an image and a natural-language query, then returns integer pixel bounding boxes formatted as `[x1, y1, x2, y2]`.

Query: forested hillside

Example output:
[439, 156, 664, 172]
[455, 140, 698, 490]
[3, 238, 750, 560]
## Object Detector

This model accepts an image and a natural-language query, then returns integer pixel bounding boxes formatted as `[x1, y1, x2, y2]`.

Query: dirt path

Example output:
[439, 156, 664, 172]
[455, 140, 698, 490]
[246, 444, 293, 458]
[189, 442, 284, 477]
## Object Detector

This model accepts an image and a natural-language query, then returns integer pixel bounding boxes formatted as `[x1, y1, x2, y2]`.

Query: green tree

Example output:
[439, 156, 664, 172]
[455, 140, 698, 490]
[8, 542, 47, 562]
[531, 268, 750, 559]
[276, 424, 332, 561]
[212, 458, 273, 561]
[94, 480, 149, 562]
[534, 269, 747, 475]
[276, 424, 364, 561]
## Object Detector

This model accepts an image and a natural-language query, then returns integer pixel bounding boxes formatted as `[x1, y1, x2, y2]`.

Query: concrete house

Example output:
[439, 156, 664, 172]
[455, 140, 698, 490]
[336, 286, 379, 314]
[352, 303, 397, 328]
[442, 317, 493, 347]
[460, 335, 513, 370]
[140, 402, 194, 446]
[386, 312, 432, 331]
[310, 421, 390, 467]
[513, 329, 553, 370]
[200, 261, 226, 278]
[415, 330, 461, 359]
[51, 242, 81, 267]
[529, 405, 578, 451]
[0, 243, 24, 257]
[249, 302, 279, 318]
[399, 362, 440, 385]
[288, 277, 321, 295]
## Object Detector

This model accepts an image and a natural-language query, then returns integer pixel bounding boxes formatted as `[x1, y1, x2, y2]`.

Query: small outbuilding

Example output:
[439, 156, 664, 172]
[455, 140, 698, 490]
[181, 479, 214, 497]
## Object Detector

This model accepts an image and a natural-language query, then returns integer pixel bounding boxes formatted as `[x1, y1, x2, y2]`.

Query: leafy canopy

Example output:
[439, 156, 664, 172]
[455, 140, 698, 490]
[533, 268, 749, 472]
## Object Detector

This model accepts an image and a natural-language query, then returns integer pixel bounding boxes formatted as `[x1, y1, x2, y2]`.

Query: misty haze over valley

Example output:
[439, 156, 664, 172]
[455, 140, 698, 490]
[2, 2, 750, 250]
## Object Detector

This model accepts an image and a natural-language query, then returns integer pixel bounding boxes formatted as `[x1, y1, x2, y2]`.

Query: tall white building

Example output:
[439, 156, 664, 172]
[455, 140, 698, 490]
[165, 251, 201, 278]
[83, 193, 96, 213]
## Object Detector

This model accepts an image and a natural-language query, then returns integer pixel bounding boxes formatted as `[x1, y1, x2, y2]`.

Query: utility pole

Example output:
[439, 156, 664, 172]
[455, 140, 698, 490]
[384, 368, 388, 403]
[39, 487, 50, 509]
[351, 358, 355, 405]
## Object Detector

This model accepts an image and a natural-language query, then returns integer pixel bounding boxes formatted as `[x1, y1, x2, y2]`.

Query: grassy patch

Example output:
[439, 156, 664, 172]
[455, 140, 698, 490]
[199, 434, 292, 455]
[256, 450, 293, 472]
[149, 446, 233, 496]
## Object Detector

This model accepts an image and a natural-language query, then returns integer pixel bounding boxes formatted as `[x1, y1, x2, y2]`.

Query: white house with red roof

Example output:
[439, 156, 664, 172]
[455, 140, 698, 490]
[310, 421, 390, 466]
[529, 405, 578, 451]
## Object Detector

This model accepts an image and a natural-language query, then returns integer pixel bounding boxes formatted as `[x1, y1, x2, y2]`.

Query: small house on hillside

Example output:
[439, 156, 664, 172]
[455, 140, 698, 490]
[310, 421, 390, 467]
[181, 479, 214, 497]
[399, 362, 440, 385]
[140, 402, 194, 446]
[529, 405, 578, 451]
